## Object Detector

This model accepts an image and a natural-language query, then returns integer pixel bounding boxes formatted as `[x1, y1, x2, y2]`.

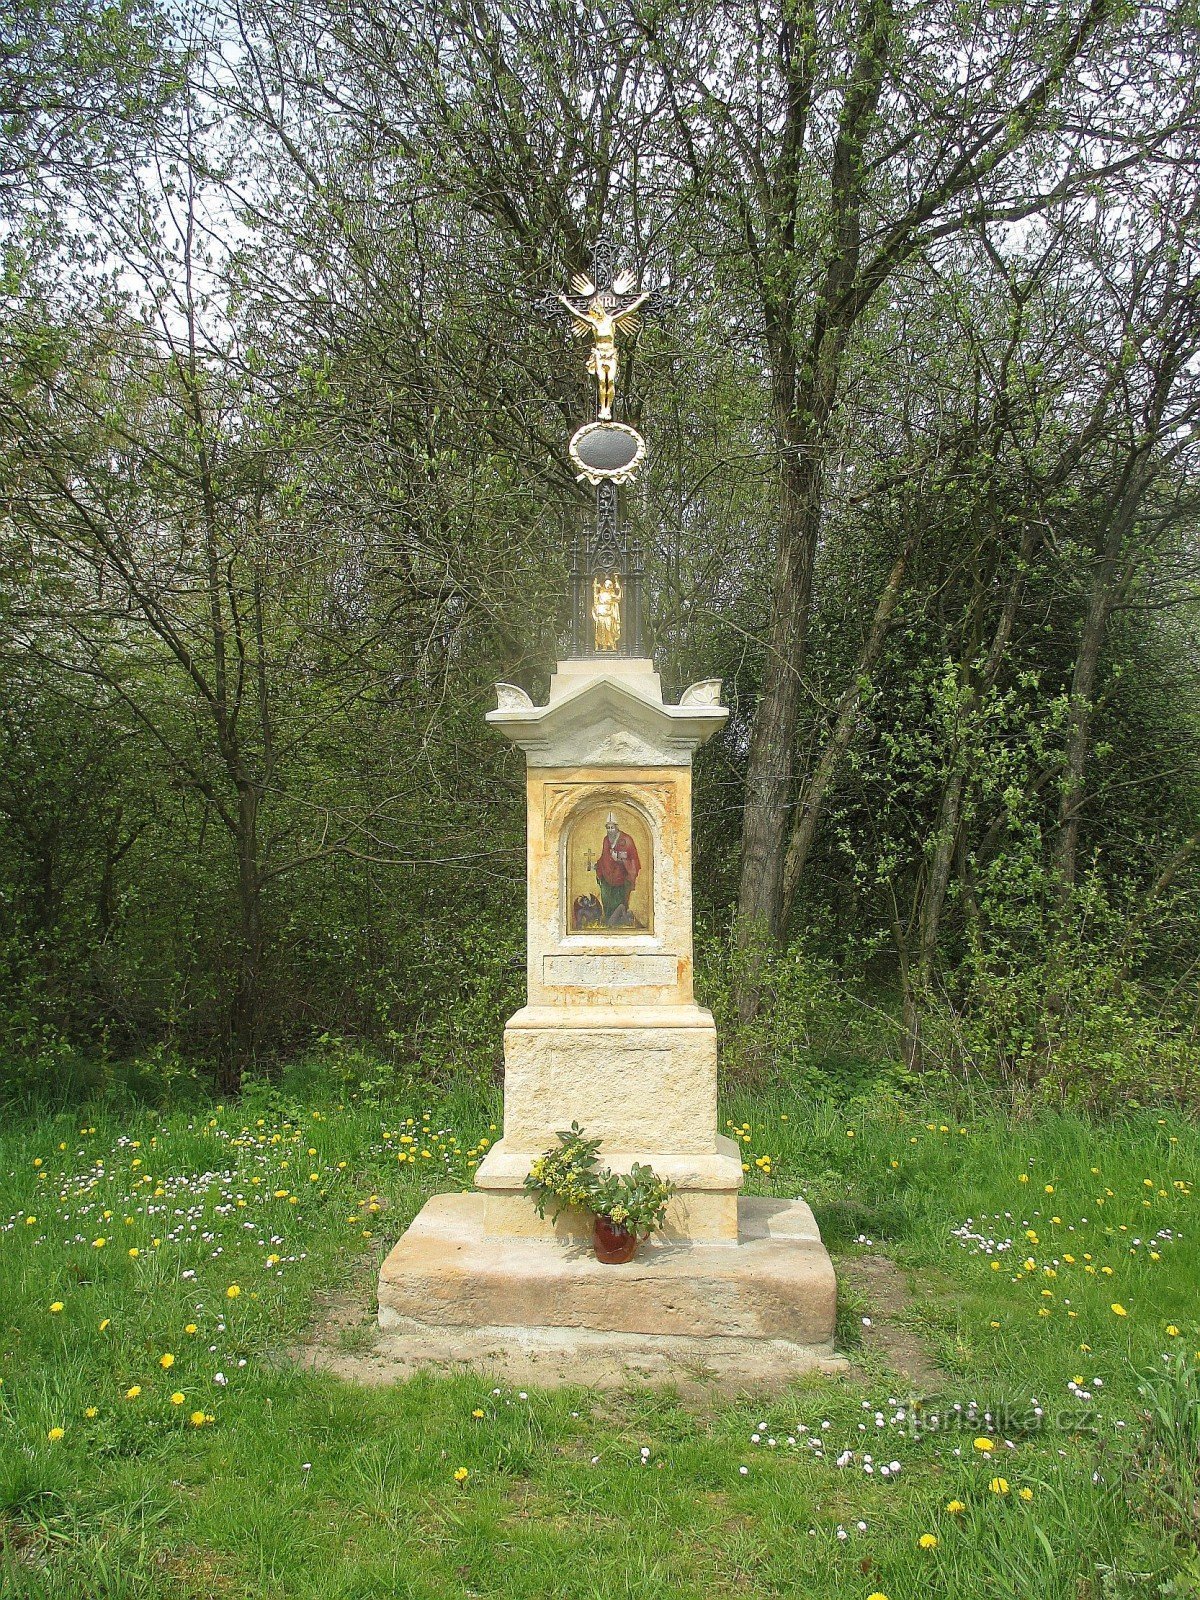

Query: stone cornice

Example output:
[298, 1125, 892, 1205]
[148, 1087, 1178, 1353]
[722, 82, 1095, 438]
[487, 659, 728, 768]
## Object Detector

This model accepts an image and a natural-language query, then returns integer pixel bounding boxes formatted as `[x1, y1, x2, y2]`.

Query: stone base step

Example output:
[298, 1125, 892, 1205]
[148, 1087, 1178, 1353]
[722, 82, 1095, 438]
[368, 1323, 847, 1390]
[377, 1193, 838, 1349]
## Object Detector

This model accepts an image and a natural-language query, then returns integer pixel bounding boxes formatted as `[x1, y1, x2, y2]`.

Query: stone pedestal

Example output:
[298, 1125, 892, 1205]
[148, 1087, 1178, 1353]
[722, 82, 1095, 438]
[377, 658, 840, 1382]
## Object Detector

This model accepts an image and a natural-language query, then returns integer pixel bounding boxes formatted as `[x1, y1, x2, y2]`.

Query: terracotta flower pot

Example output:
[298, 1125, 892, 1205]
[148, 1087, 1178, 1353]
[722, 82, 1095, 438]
[592, 1214, 638, 1263]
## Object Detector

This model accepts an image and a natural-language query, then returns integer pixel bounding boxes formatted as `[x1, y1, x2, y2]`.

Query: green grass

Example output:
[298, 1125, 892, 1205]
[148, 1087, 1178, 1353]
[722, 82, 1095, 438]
[1, 1083, 1198, 1598]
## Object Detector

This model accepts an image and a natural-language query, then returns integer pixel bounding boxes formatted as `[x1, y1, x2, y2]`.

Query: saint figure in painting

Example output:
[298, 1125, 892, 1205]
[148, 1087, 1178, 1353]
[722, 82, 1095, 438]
[595, 812, 641, 926]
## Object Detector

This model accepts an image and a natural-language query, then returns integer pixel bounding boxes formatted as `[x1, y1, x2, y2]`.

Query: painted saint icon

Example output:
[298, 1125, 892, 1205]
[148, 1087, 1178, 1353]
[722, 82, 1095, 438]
[568, 803, 652, 933]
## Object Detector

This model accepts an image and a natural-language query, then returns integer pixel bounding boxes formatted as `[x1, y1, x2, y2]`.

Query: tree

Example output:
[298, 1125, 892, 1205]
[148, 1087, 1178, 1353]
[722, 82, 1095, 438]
[0, 0, 178, 232]
[635, 0, 1200, 986]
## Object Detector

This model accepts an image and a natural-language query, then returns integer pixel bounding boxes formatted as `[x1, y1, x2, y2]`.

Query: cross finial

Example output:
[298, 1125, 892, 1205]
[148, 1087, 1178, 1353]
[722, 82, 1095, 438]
[538, 234, 669, 419]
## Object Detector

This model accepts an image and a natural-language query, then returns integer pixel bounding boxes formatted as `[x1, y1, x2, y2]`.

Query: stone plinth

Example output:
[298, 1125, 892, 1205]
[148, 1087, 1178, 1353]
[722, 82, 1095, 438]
[378, 1195, 840, 1372]
[497, 1003, 718, 1154]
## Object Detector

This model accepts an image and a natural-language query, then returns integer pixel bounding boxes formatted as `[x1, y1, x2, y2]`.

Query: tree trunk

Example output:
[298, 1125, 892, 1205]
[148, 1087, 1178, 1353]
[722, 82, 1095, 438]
[226, 783, 263, 1093]
[1053, 571, 1114, 899]
[736, 429, 822, 950]
[892, 911, 923, 1072]
[734, 0, 893, 1005]
[917, 767, 967, 993]
[778, 529, 916, 928]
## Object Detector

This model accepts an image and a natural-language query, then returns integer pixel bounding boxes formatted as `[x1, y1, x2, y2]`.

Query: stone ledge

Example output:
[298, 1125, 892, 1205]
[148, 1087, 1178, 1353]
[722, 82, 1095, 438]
[505, 1002, 717, 1030]
[480, 1187, 741, 1244]
[474, 1135, 745, 1243]
[377, 1194, 837, 1347]
[486, 660, 728, 771]
[474, 1135, 744, 1192]
[367, 1323, 847, 1391]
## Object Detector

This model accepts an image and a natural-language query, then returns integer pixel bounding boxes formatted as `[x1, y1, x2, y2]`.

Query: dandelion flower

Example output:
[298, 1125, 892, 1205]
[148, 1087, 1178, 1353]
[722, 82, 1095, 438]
[946, 1499, 966, 1515]
[1166, 1325, 1179, 1337]
[170, 1392, 185, 1405]
[1111, 1303, 1127, 1317]
[184, 1323, 197, 1335]
[49, 1302, 64, 1314]
[453, 1466, 469, 1483]
[128, 1247, 139, 1258]
[226, 1285, 240, 1300]
[99, 1319, 110, 1332]
[471, 1408, 484, 1419]
[84, 1407, 97, 1419]
[125, 1385, 142, 1400]
[989, 1476, 1009, 1495]
[92, 1238, 106, 1249]
[973, 1437, 994, 1453]
[47, 1427, 64, 1442]
[159, 1353, 175, 1369]
[918, 1533, 938, 1549]
[189, 1410, 207, 1427]
[1018, 1487, 1033, 1502]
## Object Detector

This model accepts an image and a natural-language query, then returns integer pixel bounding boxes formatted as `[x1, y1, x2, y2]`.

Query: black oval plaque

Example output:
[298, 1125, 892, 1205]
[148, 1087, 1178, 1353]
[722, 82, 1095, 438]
[574, 425, 640, 471]
[568, 421, 646, 482]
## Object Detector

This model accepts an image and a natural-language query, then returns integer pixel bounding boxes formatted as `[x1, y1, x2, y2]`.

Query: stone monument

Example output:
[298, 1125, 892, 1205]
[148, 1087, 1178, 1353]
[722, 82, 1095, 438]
[377, 239, 840, 1384]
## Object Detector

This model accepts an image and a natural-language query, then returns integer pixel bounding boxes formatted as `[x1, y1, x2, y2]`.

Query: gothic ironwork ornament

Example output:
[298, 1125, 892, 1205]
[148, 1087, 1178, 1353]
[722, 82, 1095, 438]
[541, 235, 668, 658]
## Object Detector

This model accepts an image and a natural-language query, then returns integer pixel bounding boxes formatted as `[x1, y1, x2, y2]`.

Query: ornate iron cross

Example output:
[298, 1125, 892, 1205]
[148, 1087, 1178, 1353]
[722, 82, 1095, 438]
[538, 235, 670, 420]
[539, 234, 671, 660]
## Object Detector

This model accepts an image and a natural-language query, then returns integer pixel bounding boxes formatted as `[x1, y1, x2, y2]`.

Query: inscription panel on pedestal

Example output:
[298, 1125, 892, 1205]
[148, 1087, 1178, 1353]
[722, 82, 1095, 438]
[543, 953, 677, 987]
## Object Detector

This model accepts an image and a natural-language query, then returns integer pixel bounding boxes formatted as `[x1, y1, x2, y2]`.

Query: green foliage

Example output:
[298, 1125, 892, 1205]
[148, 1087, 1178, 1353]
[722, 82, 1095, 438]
[931, 933, 1200, 1113]
[588, 1162, 675, 1234]
[523, 1122, 604, 1221]
[0, 0, 179, 229]
[1135, 1350, 1200, 1534]
[0, 0, 1198, 1115]
[698, 928, 905, 1098]
[523, 1124, 675, 1234]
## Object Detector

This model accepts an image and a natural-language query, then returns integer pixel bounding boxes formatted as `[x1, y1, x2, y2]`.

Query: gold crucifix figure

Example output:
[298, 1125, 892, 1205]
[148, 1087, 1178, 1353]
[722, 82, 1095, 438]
[592, 573, 622, 651]
[558, 271, 650, 420]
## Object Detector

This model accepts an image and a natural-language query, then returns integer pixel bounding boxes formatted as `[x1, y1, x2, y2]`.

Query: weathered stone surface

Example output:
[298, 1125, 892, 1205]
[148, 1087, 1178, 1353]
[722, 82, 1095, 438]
[377, 1194, 838, 1348]
[363, 1325, 847, 1392]
[498, 1005, 721, 1155]
[476, 1137, 743, 1192]
[480, 1187, 740, 1243]
[542, 952, 679, 988]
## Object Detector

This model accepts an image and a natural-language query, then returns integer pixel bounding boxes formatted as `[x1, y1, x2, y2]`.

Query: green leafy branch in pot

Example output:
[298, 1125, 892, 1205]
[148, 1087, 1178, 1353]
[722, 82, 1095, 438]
[589, 1162, 674, 1234]
[523, 1123, 602, 1220]
[523, 1124, 674, 1235]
